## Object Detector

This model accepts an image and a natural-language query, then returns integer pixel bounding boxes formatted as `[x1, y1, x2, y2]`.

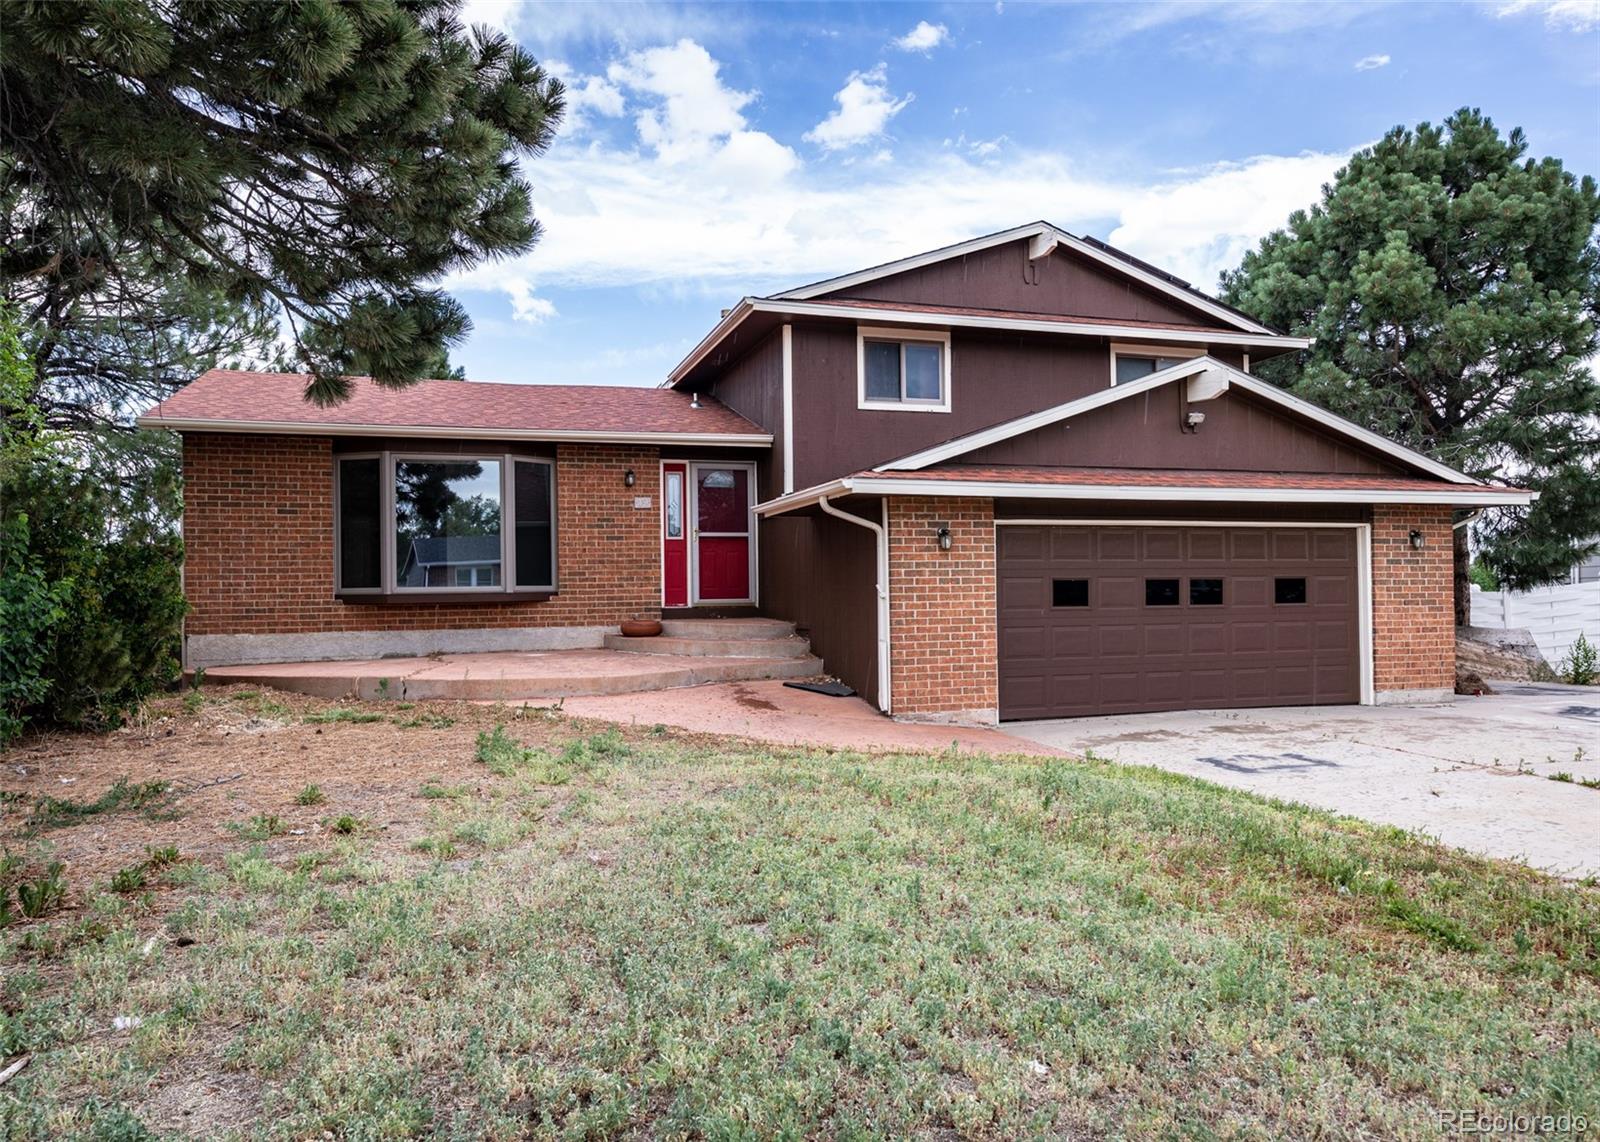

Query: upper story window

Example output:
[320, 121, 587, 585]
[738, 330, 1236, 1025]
[1110, 343, 1203, 386]
[335, 450, 556, 597]
[857, 327, 951, 412]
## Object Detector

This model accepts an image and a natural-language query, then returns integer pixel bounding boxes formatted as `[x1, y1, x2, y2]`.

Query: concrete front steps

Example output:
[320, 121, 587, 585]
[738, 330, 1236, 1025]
[604, 618, 812, 660]
[199, 621, 823, 703]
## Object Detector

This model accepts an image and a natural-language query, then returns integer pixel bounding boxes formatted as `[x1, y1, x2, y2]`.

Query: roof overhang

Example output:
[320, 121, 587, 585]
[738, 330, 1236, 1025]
[755, 475, 1536, 517]
[666, 298, 1310, 389]
[771, 221, 1279, 335]
[878, 355, 1479, 486]
[133, 415, 773, 448]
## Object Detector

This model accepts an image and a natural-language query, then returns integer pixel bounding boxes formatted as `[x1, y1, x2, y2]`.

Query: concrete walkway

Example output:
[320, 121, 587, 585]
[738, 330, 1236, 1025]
[561, 680, 1062, 757]
[1001, 682, 1600, 878]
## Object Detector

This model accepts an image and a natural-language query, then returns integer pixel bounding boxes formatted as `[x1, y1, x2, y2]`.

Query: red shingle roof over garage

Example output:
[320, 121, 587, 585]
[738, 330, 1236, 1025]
[136, 369, 770, 443]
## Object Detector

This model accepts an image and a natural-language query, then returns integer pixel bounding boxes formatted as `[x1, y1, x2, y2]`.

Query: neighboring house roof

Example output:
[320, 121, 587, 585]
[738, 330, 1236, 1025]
[136, 370, 772, 446]
[772, 221, 1279, 335]
[876, 355, 1481, 487]
[755, 465, 1535, 516]
[404, 535, 503, 567]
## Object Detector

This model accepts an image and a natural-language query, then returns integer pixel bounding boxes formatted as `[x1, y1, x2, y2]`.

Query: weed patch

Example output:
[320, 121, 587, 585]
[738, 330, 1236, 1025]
[27, 778, 174, 832]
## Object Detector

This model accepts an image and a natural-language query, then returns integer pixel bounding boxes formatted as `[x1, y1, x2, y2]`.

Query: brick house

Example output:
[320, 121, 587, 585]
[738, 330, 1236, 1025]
[138, 222, 1531, 722]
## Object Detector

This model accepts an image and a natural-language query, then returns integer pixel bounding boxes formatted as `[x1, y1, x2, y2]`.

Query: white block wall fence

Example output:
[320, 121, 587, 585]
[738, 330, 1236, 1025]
[1470, 582, 1600, 667]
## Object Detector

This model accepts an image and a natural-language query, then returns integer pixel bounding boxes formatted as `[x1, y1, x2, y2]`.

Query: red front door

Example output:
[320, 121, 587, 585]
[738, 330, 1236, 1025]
[692, 464, 752, 602]
[662, 462, 688, 607]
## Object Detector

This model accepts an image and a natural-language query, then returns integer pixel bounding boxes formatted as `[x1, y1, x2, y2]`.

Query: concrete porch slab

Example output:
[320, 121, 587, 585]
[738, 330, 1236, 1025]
[199, 649, 823, 702]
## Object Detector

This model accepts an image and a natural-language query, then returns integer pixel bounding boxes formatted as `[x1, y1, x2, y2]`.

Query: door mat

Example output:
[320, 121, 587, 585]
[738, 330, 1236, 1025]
[783, 680, 856, 698]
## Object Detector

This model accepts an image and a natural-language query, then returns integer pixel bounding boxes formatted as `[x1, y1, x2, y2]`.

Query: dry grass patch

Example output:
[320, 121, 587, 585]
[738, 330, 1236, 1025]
[0, 686, 1596, 1138]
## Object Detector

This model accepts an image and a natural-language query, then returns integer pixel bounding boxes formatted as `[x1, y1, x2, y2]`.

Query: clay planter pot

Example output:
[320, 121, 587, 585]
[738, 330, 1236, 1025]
[620, 619, 663, 638]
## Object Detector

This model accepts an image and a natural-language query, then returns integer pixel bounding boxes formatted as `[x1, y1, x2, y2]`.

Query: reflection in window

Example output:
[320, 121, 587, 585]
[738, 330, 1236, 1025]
[863, 338, 946, 405]
[1275, 577, 1308, 605]
[665, 472, 683, 539]
[1145, 578, 1181, 606]
[395, 460, 502, 589]
[1189, 578, 1224, 606]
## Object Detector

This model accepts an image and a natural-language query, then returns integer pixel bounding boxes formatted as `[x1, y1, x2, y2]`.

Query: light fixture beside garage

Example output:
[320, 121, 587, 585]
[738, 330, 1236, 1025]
[935, 523, 953, 551]
[1185, 411, 1206, 431]
[1409, 528, 1425, 549]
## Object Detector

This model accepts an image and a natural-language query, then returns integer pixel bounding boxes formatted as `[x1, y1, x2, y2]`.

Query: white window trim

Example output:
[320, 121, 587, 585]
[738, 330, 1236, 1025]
[856, 326, 952, 413]
[333, 450, 557, 596]
[1109, 342, 1205, 388]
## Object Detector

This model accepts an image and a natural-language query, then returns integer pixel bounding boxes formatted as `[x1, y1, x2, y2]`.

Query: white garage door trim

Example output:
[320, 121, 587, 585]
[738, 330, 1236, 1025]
[996, 518, 1375, 707]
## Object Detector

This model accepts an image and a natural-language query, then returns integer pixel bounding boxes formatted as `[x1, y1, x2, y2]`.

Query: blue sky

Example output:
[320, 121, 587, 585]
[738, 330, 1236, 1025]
[445, 0, 1600, 387]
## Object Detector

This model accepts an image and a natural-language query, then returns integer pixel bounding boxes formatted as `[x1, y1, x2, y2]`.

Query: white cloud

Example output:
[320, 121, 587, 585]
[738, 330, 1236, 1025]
[1497, 0, 1600, 30]
[505, 282, 558, 324]
[893, 20, 950, 52]
[1107, 151, 1352, 290]
[446, 39, 1354, 330]
[1353, 53, 1391, 70]
[605, 39, 790, 169]
[804, 65, 913, 151]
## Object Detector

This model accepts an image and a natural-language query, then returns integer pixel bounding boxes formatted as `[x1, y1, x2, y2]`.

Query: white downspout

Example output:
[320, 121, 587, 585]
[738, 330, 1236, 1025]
[818, 494, 891, 714]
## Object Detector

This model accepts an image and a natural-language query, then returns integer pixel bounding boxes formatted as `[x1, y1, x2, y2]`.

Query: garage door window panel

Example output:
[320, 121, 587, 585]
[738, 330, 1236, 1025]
[1145, 579, 1181, 606]
[1274, 577, 1308, 605]
[1052, 579, 1089, 607]
[1189, 579, 1224, 606]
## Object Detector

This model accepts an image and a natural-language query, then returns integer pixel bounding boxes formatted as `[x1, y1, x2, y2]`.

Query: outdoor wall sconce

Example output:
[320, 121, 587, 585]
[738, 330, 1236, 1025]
[1184, 410, 1206, 431]
[935, 524, 953, 551]
[1409, 528, 1425, 549]
[624, 468, 637, 488]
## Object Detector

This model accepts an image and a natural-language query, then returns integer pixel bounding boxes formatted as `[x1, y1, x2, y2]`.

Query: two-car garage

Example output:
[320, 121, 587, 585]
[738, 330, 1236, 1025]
[997, 524, 1363, 721]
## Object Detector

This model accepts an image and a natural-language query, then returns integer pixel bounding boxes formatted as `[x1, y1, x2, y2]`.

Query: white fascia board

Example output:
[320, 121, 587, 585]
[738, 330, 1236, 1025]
[132, 416, 773, 448]
[748, 299, 1308, 350]
[849, 478, 1536, 507]
[883, 356, 1214, 471]
[664, 297, 757, 387]
[772, 221, 1277, 336]
[773, 223, 1052, 301]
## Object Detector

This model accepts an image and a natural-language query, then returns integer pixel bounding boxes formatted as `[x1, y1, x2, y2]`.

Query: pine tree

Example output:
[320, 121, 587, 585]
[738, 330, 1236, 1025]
[0, 0, 563, 405]
[1220, 109, 1600, 619]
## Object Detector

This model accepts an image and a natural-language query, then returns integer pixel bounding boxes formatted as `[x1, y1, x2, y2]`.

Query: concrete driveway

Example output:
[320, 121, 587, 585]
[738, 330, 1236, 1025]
[1002, 682, 1599, 879]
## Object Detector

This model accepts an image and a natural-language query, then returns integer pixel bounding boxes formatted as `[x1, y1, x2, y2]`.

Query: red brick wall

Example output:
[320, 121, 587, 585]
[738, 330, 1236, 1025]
[1371, 504, 1455, 694]
[181, 434, 661, 636]
[887, 497, 998, 717]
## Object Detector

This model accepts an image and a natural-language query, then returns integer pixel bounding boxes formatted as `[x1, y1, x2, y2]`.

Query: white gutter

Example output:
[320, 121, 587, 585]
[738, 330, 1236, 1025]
[133, 416, 773, 448]
[818, 494, 891, 715]
[755, 476, 1534, 515]
[665, 297, 1308, 388]
[748, 299, 1310, 350]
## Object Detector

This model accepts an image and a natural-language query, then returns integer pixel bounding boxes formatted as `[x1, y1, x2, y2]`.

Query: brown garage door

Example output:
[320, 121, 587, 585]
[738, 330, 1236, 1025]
[998, 525, 1360, 720]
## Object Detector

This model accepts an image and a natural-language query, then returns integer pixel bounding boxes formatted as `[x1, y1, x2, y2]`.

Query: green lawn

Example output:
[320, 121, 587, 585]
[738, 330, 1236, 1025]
[2, 701, 1597, 1139]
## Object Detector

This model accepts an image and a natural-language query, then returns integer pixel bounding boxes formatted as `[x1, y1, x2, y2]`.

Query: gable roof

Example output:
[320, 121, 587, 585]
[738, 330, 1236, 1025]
[877, 355, 1478, 486]
[665, 222, 1311, 389]
[772, 222, 1278, 336]
[136, 370, 771, 446]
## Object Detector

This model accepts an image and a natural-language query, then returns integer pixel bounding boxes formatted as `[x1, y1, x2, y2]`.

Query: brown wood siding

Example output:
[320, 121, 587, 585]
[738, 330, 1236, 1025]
[788, 324, 1389, 488]
[759, 505, 879, 706]
[710, 330, 784, 496]
[791, 325, 1129, 488]
[997, 524, 1360, 719]
[822, 239, 1227, 327]
[959, 389, 1405, 475]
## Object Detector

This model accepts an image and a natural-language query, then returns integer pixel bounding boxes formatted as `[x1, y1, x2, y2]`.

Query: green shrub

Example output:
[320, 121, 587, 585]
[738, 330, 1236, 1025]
[1561, 633, 1597, 686]
[0, 459, 186, 736]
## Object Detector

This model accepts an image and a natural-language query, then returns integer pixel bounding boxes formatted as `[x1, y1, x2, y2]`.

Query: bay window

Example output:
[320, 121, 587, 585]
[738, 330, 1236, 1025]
[334, 451, 555, 597]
